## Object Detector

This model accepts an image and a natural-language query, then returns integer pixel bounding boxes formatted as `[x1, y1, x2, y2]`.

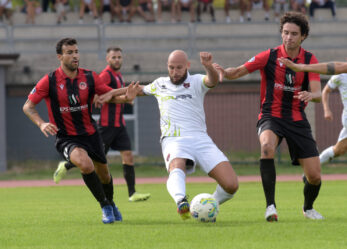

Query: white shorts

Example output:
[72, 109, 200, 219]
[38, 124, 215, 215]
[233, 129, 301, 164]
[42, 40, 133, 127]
[161, 133, 229, 175]
[338, 114, 347, 142]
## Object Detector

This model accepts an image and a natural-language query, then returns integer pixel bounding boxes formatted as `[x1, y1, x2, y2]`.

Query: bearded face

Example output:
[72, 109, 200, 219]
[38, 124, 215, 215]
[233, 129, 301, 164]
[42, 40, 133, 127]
[169, 69, 188, 85]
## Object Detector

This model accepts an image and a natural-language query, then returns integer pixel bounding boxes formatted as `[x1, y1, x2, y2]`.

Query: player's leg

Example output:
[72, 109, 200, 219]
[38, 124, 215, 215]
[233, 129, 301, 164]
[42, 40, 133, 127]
[167, 158, 190, 220]
[121, 150, 151, 201]
[320, 127, 347, 164]
[68, 147, 115, 224]
[300, 157, 323, 220]
[209, 161, 238, 204]
[259, 129, 279, 222]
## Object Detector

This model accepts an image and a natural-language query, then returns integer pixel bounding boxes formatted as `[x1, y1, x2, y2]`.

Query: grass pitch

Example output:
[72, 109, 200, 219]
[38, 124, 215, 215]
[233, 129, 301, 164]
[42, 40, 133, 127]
[0, 181, 347, 249]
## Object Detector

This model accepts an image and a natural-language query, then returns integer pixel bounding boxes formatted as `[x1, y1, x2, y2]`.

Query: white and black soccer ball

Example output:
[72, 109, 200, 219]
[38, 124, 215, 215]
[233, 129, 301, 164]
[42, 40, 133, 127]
[190, 193, 219, 222]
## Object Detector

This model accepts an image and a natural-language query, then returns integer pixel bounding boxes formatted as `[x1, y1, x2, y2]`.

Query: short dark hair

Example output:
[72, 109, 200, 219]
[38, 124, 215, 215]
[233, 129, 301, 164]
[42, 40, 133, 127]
[106, 47, 122, 53]
[56, 38, 77, 55]
[280, 12, 309, 39]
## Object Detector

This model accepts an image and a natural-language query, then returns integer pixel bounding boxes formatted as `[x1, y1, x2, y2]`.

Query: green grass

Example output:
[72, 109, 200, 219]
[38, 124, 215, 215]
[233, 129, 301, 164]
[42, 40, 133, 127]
[0, 181, 346, 249]
[2, 156, 347, 181]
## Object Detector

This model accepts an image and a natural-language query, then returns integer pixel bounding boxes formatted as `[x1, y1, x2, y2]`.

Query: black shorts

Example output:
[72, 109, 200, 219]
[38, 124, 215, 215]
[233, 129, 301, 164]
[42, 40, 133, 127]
[98, 126, 131, 153]
[55, 132, 107, 164]
[257, 117, 319, 165]
[120, 0, 131, 7]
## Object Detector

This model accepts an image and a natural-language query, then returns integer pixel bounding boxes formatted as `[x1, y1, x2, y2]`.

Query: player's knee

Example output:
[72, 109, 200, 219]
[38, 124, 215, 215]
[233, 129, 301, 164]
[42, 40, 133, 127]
[306, 174, 321, 185]
[223, 181, 239, 194]
[260, 142, 276, 158]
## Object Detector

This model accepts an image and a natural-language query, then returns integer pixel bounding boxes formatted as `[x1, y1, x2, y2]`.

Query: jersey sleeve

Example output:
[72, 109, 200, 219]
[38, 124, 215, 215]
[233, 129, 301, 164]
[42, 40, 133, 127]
[98, 71, 111, 87]
[143, 80, 158, 96]
[243, 50, 270, 73]
[28, 74, 49, 104]
[308, 55, 321, 83]
[327, 74, 342, 90]
[94, 72, 113, 95]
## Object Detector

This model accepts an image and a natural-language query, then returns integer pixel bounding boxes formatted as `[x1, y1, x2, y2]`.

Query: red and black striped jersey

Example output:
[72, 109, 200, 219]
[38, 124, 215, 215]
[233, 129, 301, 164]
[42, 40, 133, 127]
[244, 44, 321, 121]
[98, 65, 126, 128]
[28, 67, 113, 136]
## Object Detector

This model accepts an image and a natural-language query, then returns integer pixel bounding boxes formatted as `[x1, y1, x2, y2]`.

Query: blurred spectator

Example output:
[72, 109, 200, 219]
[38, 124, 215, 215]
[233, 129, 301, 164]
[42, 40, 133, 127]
[115, 0, 135, 22]
[290, 0, 306, 14]
[42, 0, 55, 12]
[136, 0, 155, 22]
[274, 0, 289, 22]
[0, 0, 13, 25]
[56, 0, 68, 24]
[157, 0, 176, 22]
[79, 0, 99, 23]
[176, 0, 195, 22]
[242, 0, 270, 21]
[99, 0, 116, 23]
[224, 0, 239, 23]
[196, 0, 215, 22]
[24, 0, 39, 24]
[309, 0, 336, 19]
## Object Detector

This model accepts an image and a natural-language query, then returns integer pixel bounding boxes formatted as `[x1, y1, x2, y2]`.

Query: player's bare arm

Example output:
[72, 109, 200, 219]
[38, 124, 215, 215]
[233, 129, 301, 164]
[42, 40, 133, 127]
[23, 99, 58, 137]
[200, 52, 219, 88]
[322, 84, 333, 121]
[294, 80, 321, 103]
[278, 58, 347, 75]
[224, 65, 249, 80]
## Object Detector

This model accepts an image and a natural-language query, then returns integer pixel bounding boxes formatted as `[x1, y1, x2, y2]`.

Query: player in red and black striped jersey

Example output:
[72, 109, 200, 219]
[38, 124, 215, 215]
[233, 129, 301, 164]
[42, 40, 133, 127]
[55, 47, 151, 202]
[23, 38, 138, 224]
[215, 12, 324, 221]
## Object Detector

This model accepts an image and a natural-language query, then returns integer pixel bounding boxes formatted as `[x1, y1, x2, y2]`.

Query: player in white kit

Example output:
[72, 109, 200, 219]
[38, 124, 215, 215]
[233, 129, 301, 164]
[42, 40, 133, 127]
[319, 74, 347, 164]
[136, 50, 239, 220]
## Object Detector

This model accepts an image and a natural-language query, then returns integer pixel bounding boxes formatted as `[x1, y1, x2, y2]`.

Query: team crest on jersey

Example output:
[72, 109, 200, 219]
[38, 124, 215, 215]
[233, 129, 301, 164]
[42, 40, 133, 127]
[79, 82, 87, 90]
[248, 56, 255, 63]
[183, 83, 190, 88]
[59, 84, 64, 90]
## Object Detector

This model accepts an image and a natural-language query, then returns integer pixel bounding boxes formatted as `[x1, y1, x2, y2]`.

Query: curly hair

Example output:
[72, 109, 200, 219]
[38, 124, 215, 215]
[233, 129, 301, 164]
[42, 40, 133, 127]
[280, 12, 309, 38]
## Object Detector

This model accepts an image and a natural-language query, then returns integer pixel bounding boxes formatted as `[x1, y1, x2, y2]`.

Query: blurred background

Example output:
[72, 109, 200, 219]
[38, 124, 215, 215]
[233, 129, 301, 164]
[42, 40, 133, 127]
[1, 0, 347, 177]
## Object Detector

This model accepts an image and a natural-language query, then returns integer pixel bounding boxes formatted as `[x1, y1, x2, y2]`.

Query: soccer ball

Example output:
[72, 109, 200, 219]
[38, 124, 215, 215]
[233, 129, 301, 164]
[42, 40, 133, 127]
[190, 193, 219, 222]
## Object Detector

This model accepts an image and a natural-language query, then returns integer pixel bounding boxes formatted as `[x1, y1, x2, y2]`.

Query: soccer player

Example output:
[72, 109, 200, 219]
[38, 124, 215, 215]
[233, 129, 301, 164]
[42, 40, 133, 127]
[23, 38, 138, 224]
[54, 47, 151, 202]
[318, 74, 347, 164]
[214, 11, 324, 221]
[108, 50, 239, 220]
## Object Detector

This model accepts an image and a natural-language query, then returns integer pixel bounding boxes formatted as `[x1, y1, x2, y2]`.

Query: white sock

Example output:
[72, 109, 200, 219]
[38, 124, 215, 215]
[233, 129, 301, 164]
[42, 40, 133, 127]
[212, 184, 234, 205]
[319, 146, 335, 164]
[166, 168, 186, 204]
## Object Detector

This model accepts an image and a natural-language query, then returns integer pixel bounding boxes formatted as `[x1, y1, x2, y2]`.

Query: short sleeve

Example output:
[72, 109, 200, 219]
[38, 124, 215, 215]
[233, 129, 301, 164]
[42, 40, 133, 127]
[28, 74, 49, 104]
[94, 72, 113, 95]
[243, 50, 270, 73]
[143, 80, 158, 96]
[98, 71, 111, 87]
[327, 75, 342, 90]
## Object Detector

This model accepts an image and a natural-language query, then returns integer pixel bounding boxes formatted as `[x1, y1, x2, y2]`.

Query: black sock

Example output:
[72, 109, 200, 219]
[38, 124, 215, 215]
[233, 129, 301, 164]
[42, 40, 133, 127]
[260, 159, 276, 207]
[123, 164, 136, 197]
[304, 181, 321, 211]
[102, 175, 114, 203]
[65, 161, 76, 170]
[82, 171, 109, 207]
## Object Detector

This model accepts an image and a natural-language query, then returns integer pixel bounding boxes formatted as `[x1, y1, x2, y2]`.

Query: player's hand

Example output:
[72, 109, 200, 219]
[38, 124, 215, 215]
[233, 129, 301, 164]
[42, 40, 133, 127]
[39, 122, 58, 137]
[125, 81, 140, 102]
[200, 52, 213, 67]
[278, 57, 302, 72]
[294, 91, 313, 102]
[93, 95, 103, 108]
[213, 63, 225, 82]
[324, 110, 333, 121]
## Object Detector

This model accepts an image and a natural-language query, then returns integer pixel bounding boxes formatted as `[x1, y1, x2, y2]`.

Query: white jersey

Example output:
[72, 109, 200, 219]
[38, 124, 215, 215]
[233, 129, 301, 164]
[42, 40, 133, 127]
[143, 72, 210, 138]
[327, 73, 347, 121]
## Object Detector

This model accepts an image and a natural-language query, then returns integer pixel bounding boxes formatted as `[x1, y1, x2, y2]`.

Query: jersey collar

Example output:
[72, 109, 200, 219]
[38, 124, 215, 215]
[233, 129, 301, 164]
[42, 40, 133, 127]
[280, 44, 305, 61]
[57, 66, 82, 80]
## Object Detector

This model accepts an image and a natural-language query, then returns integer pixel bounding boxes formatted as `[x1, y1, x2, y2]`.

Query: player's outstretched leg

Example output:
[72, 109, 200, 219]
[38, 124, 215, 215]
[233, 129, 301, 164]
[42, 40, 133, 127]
[123, 164, 151, 202]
